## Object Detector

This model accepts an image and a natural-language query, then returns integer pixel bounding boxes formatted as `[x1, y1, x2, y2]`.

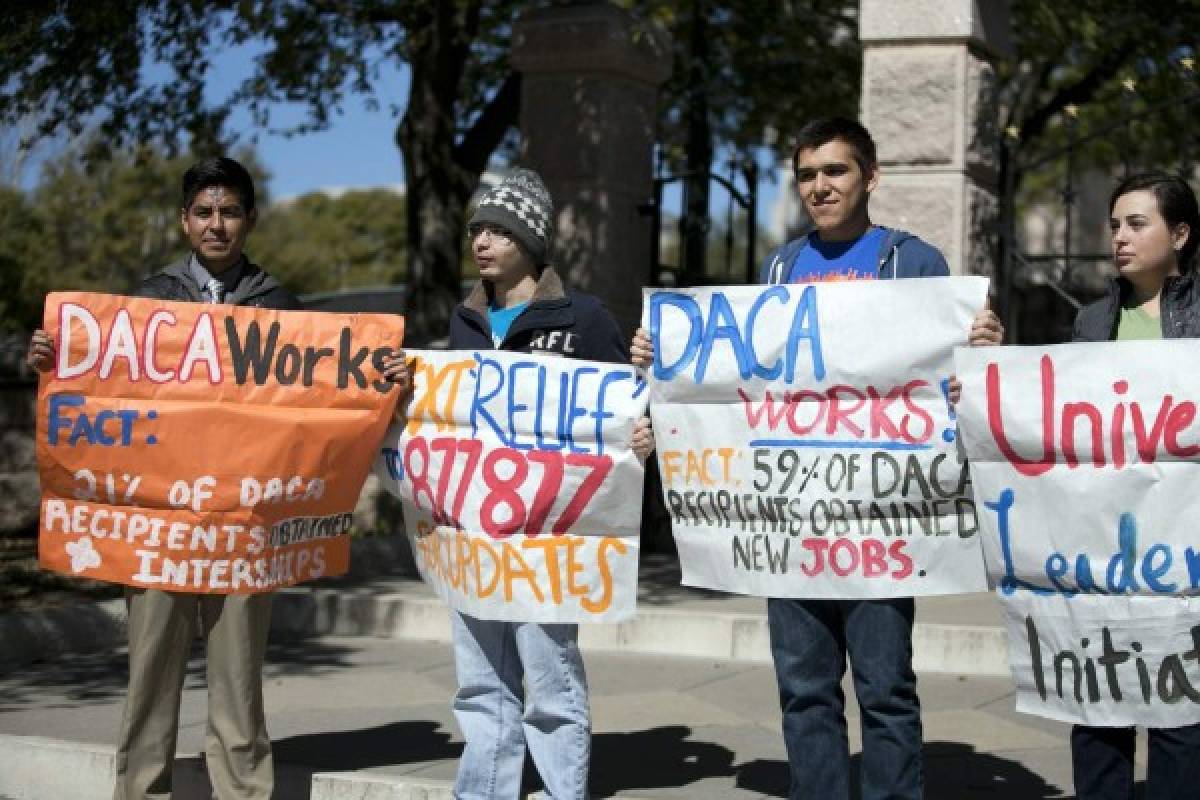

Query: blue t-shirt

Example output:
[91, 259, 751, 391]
[487, 302, 529, 346]
[787, 227, 886, 283]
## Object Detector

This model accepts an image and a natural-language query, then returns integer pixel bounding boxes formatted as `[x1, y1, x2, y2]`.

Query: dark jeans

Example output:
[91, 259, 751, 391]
[1072, 723, 1200, 800]
[767, 597, 923, 800]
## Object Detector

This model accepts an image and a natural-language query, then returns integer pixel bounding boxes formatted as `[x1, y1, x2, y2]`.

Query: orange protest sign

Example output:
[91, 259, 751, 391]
[35, 291, 403, 593]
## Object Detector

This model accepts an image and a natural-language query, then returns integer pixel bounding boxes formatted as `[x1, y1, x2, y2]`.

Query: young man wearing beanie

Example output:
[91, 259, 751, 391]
[433, 168, 652, 799]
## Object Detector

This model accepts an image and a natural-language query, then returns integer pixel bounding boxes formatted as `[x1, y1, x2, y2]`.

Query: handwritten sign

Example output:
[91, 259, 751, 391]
[36, 291, 402, 593]
[957, 341, 1200, 727]
[645, 279, 989, 598]
[375, 349, 649, 623]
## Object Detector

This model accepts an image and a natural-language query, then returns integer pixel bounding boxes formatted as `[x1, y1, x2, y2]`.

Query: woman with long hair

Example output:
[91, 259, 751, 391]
[1070, 170, 1200, 799]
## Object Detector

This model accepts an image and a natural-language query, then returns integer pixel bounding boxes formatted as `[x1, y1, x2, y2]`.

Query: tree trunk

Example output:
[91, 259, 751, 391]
[396, 73, 474, 347]
[393, 4, 520, 347]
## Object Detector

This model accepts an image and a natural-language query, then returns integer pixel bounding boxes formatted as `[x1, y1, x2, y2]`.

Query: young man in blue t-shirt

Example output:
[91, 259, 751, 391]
[759, 117, 952, 285]
[632, 117, 1002, 800]
[764, 116, 940, 800]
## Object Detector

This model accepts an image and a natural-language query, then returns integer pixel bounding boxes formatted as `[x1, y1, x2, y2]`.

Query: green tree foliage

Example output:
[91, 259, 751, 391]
[30, 149, 189, 291]
[635, 0, 859, 159]
[1003, 0, 1200, 181]
[0, 1, 523, 345]
[1000, 4, 1200, 234]
[1, 0, 867, 312]
[0, 145, 198, 331]
[252, 188, 407, 296]
[626, 0, 859, 284]
[223, 1, 523, 341]
[993, 0, 1200, 325]
[0, 143, 276, 332]
[0, 139, 410, 331]
[0, 186, 43, 332]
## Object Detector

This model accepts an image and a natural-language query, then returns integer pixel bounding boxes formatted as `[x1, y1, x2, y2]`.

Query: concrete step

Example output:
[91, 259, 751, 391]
[0, 735, 315, 800]
[0, 735, 655, 800]
[1, 637, 1067, 800]
[4, 497, 1014, 680]
[311, 772, 655, 800]
[0, 736, 113, 800]
[0, 577, 1010, 677]
[311, 773, 456, 800]
[0, 598, 126, 670]
[270, 581, 1011, 677]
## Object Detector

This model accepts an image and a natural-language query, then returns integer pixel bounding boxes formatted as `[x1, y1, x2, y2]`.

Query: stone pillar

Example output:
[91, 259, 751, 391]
[512, 3, 671, 334]
[859, 0, 1011, 277]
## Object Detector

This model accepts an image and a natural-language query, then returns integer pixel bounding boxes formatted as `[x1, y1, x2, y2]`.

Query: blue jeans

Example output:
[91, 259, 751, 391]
[450, 610, 590, 800]
[767, 597, 923, 800]
[1072, 723, 1200, 799]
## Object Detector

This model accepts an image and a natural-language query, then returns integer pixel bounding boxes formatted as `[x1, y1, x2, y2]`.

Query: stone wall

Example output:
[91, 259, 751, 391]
[0, 380, 39, 537]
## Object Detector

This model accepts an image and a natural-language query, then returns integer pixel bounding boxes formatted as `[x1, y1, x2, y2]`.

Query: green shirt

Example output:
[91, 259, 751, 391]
[1116, 305, 1162, 341]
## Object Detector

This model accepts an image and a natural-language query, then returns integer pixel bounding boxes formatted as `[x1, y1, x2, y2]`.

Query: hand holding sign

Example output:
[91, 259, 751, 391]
[26, 329, 55, 373]
[380, 349, 413, 396]
[630, 327, 653, 369]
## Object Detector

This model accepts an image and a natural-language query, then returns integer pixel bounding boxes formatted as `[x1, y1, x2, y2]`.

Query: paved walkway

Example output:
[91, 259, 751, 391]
[0, 551, 1134, 799]
[1, 636, 1081, 799]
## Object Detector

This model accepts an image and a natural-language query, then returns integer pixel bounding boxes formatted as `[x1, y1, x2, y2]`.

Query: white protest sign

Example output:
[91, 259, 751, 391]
[375, 349, 648, 624]
[956, 341, 1200, 727]
[644, 278, 989, 598]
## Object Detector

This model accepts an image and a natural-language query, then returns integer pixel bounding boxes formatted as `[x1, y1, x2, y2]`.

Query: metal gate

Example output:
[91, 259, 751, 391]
[640, 150, 760, 287]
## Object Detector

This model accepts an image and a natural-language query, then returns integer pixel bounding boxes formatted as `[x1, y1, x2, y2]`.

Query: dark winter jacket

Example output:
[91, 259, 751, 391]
[135, 256, 301, 311]
[449, 267, 628, 365]
[759, 226, 950, 284]
[1071, 274, 1200, 342]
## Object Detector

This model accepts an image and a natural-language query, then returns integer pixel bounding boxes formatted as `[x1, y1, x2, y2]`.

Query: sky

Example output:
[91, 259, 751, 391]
[11, 35, 791, 239]
[196, 40, 791, 234]
[201, 43, 410, 202]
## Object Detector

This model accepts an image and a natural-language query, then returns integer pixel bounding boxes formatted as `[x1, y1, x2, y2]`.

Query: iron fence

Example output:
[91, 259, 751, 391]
[640, 150, 759, 287]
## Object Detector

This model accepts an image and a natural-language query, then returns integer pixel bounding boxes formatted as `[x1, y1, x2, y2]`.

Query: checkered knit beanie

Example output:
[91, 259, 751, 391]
[469, 168, 554, 265]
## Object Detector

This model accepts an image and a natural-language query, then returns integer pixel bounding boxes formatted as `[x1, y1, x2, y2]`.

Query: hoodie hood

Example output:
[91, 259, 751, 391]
[760, 225, 949, 284]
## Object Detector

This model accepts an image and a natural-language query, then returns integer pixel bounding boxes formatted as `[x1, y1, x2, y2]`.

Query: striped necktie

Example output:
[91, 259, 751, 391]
[204, 278, 225, 304]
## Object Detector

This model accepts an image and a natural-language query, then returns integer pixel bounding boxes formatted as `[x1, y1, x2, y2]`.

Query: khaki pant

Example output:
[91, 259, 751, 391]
[113, 589, 273, 800]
